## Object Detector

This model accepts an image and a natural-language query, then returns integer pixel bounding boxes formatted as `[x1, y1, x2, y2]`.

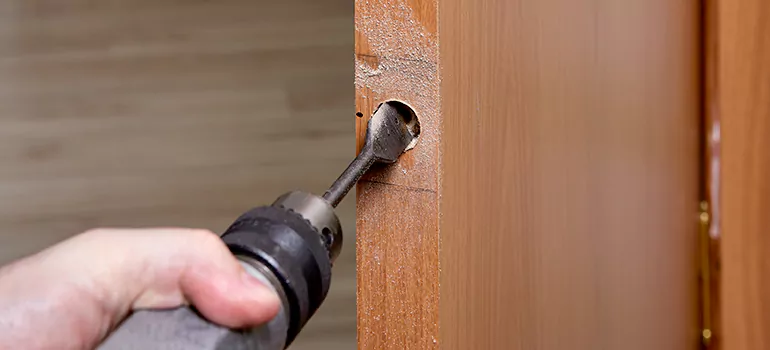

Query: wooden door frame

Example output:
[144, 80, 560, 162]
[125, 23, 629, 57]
[355, 0, 701, 348]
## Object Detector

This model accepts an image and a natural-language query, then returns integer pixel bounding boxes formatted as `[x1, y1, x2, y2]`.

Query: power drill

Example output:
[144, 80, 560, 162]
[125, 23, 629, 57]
[98, 101, 419, 350]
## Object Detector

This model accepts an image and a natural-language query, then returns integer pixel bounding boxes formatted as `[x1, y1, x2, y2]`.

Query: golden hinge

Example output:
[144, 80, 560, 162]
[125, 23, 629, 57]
[699, 201, 713, 348]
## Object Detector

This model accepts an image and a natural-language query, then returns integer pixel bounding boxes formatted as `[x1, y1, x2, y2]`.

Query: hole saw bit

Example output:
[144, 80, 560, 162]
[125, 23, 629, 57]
[99, 101, 419, 350]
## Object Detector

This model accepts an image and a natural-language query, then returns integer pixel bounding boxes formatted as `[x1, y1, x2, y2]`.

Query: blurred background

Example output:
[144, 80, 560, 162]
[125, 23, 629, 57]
[0, 0, 355, 349]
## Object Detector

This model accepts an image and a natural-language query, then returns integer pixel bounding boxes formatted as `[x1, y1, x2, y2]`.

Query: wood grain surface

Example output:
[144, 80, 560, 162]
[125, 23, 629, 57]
[0, 1, 355, 349]
[719, 0, 770, 348]
[355, 0, 440, 348]
[440, 0, 701, 348]
[357, 0, 701, 349]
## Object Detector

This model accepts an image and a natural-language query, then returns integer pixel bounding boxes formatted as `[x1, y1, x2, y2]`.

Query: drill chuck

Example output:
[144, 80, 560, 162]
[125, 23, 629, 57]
[222, 191, 340, 346]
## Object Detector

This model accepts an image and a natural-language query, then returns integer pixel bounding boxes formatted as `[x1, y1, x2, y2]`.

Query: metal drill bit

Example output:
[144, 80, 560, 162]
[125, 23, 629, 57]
[323, 101, 420, 207]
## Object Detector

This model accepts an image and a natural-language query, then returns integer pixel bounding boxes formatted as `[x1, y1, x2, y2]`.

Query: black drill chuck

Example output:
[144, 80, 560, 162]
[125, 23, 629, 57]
[221, 191, 341, 346]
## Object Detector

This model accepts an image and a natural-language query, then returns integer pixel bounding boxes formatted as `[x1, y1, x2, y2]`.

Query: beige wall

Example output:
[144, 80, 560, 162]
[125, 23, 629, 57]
[0, 1, 355, 348]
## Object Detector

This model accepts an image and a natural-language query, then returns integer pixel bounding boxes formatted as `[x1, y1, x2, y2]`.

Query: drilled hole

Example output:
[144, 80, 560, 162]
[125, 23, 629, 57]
[382, 100, 421, 141]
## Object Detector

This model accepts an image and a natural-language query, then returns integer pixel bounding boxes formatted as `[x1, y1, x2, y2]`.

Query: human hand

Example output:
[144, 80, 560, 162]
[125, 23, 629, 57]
[0, 228, 281, 350]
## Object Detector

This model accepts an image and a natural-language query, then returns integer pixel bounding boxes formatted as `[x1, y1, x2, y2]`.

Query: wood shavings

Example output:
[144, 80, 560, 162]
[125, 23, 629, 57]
[355, 0, 441, 348]
[354, 0, 440, 192]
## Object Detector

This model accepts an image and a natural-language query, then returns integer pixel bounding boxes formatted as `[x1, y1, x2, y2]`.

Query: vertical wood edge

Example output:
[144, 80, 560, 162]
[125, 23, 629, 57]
[718, 0, 770, 348]
[355, 0, 440, 349]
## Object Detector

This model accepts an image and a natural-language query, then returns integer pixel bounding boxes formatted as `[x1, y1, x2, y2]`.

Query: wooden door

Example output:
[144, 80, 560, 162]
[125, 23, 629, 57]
[717, 0, 770, 348]
[355, 0, 701, 349]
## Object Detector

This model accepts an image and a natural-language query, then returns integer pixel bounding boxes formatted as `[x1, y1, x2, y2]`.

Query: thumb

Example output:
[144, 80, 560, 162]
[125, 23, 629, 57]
[175, 252, 282, 328]
[105, 228, 282, 329]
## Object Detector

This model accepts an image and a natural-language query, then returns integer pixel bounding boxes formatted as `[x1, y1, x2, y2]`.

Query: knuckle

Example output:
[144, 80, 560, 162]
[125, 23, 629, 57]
[189, 229, 222, 244]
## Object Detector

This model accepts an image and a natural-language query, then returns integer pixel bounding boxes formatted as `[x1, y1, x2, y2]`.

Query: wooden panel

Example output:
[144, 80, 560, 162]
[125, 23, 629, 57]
[719, 0, 770, 348]
[440, 0, 700, 348]
[357, 182, 438, 349]
[0, 1, 355, 349]
[357, 0, 700, 349]
[355, 0, 440, 348]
